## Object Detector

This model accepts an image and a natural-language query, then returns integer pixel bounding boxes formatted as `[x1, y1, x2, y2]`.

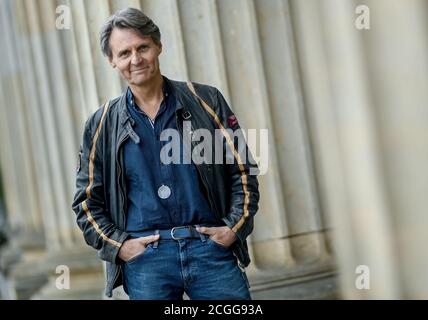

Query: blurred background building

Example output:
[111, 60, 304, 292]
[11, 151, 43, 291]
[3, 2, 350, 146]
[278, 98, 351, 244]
[0, 0, 427, 299]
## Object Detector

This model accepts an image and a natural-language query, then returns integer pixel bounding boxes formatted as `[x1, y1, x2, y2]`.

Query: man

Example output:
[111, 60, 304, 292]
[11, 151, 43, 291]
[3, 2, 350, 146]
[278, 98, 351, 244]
[72, 7, 259, 300]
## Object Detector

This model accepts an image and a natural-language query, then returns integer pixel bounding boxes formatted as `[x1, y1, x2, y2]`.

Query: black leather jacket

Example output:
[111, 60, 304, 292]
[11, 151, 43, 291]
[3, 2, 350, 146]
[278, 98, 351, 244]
[72, 77, 260, 297]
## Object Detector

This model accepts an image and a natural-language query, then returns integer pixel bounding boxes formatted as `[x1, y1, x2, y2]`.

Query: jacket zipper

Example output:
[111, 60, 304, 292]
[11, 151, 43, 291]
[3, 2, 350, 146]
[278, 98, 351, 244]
[116, 132, 130, 225]
[111, 131, 130, 289]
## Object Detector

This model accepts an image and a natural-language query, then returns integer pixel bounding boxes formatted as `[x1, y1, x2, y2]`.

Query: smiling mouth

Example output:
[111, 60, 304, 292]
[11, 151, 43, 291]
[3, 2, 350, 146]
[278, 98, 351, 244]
[131, 67, 148, 73]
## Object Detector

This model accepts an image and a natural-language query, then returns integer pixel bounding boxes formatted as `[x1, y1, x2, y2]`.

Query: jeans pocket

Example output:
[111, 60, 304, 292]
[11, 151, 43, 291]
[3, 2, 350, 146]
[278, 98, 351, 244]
[208, 236, 230, 251]
[125, 243, 153, 265]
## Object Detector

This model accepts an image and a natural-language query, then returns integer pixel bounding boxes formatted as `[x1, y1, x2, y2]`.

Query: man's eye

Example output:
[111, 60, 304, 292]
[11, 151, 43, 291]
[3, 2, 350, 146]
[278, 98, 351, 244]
[138, 46, 148, 51]
[120, 51, 130, 58]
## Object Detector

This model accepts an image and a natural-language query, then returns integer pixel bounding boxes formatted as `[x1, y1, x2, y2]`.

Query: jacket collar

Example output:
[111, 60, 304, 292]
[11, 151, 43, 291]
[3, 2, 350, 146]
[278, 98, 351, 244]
[117, 76, 195, 128]
[118, 91, 132, 126]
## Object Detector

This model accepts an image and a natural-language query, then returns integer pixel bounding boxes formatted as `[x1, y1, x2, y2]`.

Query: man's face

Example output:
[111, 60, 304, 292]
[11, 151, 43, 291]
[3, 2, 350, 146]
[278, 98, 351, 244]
[108, 28, 162, 86]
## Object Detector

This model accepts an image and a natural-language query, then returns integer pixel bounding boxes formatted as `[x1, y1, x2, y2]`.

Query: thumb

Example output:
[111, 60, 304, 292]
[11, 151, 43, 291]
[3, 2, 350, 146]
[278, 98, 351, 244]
[196, 226, 214, 235]
[141, 234, 160, 245]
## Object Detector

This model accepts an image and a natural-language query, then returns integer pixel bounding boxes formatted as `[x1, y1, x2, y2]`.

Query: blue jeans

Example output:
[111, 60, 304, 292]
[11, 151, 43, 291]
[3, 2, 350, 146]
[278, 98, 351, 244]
[122, 237, 251, 300]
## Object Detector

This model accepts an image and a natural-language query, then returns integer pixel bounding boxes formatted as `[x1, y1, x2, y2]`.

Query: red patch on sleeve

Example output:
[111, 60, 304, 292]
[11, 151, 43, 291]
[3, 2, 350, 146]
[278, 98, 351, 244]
[227, 115, 238, 128]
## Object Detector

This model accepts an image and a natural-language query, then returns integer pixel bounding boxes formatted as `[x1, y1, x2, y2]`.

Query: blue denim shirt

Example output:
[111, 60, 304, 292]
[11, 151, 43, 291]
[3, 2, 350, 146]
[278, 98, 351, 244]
[123, 79, 219, 232]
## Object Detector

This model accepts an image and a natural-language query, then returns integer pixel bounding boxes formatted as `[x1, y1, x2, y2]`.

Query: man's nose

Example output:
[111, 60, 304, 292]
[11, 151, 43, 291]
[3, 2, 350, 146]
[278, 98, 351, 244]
[131, 51, 142, 65]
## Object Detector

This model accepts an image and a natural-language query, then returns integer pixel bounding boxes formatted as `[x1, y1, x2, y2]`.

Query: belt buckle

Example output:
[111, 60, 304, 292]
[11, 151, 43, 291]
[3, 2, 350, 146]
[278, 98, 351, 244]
[170, 226, 189, 240]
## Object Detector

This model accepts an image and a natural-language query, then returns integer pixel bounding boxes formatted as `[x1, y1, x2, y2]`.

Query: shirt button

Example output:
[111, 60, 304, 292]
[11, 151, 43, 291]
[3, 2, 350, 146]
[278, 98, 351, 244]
[158, 184, 171, 199]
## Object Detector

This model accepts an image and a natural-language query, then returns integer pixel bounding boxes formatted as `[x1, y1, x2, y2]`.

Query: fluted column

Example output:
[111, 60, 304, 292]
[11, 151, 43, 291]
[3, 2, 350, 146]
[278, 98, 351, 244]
[0, 83, 23, 234]
[321, 0, 399, 298]
[216, 0, 294, 271]
[177, 0, 229, 96]
[290, 0, 428, 299]
[0, 4, 44, 238]
[85, 0, 123, 102]
[65, 0, 99, 119]
[3, 0, 108, 299]
[254, 0, 330, 265]
[142, 0, 189, 80]
[22, 0, 74, 249]
[359, 0, 428, 298]
[110, 0, 141, 12]
[0, 0, 49, 299]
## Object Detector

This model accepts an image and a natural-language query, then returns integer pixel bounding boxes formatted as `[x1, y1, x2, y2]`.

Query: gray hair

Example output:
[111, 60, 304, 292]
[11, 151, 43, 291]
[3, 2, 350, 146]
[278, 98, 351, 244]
[100, 7, 161, 58]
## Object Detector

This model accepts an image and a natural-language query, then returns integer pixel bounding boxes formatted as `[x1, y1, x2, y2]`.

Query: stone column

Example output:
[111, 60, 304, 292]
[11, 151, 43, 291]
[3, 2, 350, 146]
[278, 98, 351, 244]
[254, 0, 331, 264]
[142, 0, 189, 81]
[0, 71, 29, 300]
[290, 0, 428, 299]
[84, 0, 123, 102]
[216, 0, 293, 271]
[0, 2, 44, 238]
[65, 0, 99, 119]
[2, 0, 109, 299]
[110, 0, 142, 12]
[0, 0, 48, 299]
[358, 0, 428, 298]
[204, 0, 336, 298]
[321, 0, 400, 299]
[176, 0, 229, 96]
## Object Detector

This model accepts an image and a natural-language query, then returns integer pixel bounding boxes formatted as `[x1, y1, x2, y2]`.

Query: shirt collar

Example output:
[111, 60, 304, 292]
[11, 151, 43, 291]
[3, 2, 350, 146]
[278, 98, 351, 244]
[126, 76, 172, 111]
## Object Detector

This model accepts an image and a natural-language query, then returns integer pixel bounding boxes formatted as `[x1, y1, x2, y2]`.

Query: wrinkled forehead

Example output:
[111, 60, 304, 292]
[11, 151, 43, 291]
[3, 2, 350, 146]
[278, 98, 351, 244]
[109, 28, 154, 53]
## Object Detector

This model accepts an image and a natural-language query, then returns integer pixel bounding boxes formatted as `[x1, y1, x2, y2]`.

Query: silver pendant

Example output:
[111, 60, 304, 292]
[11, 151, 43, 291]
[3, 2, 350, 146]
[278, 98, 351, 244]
[158, 184, 171, 199]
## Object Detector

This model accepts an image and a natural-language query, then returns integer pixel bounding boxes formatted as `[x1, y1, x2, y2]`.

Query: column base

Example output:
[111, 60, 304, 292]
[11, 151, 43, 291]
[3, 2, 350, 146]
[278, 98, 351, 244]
[31, 247, 105, 300]
[249, 261, 338, 299]
[0, 231, 47, 299]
